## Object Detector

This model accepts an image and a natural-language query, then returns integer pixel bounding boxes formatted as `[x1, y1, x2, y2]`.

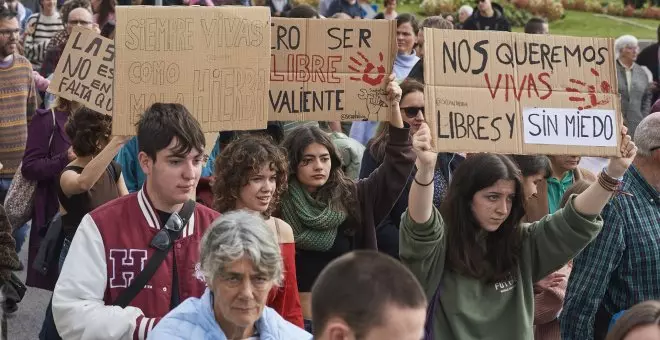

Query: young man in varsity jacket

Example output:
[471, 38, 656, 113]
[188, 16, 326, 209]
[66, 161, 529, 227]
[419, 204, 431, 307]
[52, 103, 220, 340]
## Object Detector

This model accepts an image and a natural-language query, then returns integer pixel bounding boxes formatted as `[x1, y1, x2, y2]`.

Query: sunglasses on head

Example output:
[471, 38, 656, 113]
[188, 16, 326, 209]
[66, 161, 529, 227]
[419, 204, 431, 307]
[401, 106, 425, 118]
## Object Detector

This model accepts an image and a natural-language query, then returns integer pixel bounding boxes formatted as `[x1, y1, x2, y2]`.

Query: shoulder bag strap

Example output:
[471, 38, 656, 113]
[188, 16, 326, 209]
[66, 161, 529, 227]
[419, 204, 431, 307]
[48, 108, 56, 147]
[112, 199, 196, 308]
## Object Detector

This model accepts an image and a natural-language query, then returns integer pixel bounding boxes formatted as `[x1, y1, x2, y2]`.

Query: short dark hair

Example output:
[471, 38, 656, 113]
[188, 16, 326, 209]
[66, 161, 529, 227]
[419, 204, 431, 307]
[61, 0, 92, 24]
[524, 17, 547, 34]
[509, 155, 551, 178]
[383, 0, 395, 6]
[287, 4, 320, 18]
[311, 250, 427, 338]
[136, 103, 205, 161]
[65, 107, 112, 157]
[396, 13, 420, 35]
[0, 5, 17, 21]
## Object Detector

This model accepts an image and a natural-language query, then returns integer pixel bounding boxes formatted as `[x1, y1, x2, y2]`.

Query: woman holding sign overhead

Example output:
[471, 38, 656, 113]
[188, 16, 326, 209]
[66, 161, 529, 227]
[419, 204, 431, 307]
[400, 124, 637, 339]
[278, 74, 419, 332]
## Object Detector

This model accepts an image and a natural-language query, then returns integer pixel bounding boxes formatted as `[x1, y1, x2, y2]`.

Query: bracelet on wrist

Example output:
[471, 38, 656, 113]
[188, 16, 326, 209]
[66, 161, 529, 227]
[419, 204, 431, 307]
[414, 176, 434, 187]
[598, 171, 620, 192]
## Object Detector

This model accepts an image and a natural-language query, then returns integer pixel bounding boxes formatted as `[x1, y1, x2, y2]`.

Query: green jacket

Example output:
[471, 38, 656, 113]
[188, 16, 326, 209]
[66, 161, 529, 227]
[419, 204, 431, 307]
[400, 197, 603, 340]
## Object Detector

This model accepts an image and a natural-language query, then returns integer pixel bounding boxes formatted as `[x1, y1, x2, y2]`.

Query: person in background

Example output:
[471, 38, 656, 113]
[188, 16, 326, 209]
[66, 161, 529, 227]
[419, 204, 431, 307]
[561, 114, 660, 340]
[524, 17, 548, 34]
[21, 97, 76, 295]
[148, 211, 311, 340]
[90, 0, 114, 35]
[349, 14, 419, 145]
[267, 0, 291, 17]
[52, 103, 220, 340]
[402, 124, 636, 339]
[524, 155, 596, 222]
[408, 16, 453, 84]
[40, 107, 128, 339]
[58, 107, 128, 266]
[373, 0, 396, 19]
[444, 14, 454, 23]
[212, 135, 304, 328]
[508, 155, 552, 222]
[455, 4, 473, 29]
[615, 35, 652, 138]
[361, 79, 463, 259]
[636, 24, 659, 104]
[311, 251, 427, 340]
[328, 129, 365, 180]
[326, 0, 361, 18]
[606, 301, 660, 340]
[0, 4, 36, 269]
[22, 0, 63, 72]
[534, 179, 592, 340]
[462, 0, 511, 31]
[358, 0, 377, 19]
[4, 0, 30, 32]
[278, 76, 417, 332]
[40, 0, 96, 78]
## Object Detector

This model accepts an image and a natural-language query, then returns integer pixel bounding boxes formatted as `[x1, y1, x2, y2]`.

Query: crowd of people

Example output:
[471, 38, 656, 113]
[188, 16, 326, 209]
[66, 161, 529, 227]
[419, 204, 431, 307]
[0, 0, 659, 338]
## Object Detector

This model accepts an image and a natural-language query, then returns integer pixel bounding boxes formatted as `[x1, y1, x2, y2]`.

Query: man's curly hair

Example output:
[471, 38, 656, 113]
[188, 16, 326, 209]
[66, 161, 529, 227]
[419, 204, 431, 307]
[212, 134, 288, 218]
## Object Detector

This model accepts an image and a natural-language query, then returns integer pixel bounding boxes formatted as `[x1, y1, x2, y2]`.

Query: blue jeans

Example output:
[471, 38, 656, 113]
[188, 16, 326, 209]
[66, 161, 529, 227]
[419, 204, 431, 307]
[0, 178, 29, 253]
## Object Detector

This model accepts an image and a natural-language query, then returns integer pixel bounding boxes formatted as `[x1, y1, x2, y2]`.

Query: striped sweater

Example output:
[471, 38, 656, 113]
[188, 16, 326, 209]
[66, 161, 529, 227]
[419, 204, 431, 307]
[23, 12, 64, 70]
[0, 54, 36, 179]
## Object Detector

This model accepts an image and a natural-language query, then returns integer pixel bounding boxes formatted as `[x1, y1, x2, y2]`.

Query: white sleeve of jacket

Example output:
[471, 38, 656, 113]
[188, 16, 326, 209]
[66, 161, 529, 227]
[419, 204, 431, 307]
[53, 213, 147, 340]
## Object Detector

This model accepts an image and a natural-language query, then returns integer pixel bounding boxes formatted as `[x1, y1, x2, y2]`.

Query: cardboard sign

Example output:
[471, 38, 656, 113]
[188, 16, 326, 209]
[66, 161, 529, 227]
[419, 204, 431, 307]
[113, 6, 271, 135]
[423, 29, 622, 156]
[269, 18, 397, 122]
[48, 27, 114, 115]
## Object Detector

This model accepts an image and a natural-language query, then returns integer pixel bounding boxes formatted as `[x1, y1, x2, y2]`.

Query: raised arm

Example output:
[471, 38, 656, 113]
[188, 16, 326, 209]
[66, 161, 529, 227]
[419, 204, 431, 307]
[572, 127, 637, 215]
[408, 123, 436, 224]
[60, 137, 129, 196]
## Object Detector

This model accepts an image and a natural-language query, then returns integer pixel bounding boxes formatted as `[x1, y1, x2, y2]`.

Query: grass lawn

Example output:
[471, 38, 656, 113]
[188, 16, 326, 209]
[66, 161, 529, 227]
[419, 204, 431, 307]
[387, 3, 658, 39]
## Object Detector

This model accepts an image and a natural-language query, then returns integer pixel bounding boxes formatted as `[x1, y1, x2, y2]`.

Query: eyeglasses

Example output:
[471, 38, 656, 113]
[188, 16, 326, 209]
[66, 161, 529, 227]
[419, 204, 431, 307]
[67, 20, 93, 26]
[401, 106, 425, 118]
[150, 212, 185, 251]
[0, 29, 20, 38]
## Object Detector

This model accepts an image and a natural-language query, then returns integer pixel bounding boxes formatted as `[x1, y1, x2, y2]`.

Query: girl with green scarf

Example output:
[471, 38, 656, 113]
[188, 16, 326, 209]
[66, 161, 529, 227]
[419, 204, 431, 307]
[278, 75, 428, 331]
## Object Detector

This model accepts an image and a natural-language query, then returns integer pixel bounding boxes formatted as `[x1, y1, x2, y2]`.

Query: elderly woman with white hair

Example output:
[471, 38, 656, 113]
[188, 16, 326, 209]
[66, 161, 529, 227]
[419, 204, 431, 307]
[615, 34, 652, 138]
[148, 210, 311, 340]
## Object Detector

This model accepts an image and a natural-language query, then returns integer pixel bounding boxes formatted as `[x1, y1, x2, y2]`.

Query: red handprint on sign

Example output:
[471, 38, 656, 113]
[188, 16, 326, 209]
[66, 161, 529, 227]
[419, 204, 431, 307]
[565, 68, 612, 111]
[349, 52, 386, 86]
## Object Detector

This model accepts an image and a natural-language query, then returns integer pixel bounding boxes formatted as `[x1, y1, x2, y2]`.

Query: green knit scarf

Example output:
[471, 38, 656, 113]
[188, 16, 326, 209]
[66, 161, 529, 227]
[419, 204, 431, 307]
[280, 179, 347, 252]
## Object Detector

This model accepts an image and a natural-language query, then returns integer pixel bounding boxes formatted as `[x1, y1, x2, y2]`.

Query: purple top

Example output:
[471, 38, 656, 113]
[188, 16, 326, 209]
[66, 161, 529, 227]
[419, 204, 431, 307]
[21, 108, 71, 290]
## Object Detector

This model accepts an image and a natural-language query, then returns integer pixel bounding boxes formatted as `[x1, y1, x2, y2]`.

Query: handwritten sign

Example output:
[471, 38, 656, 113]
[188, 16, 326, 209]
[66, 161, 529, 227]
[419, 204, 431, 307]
[113, 6, 271, 135]
[269, 18, 396, 122]
[424, 29, 622, 156]
[48, 27, 114, 115]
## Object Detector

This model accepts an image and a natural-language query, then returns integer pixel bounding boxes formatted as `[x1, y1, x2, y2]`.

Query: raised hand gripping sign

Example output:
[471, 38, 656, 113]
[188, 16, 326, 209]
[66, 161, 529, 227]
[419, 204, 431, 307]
[423, 29, 622, 156]
[269, 18, 397, 122]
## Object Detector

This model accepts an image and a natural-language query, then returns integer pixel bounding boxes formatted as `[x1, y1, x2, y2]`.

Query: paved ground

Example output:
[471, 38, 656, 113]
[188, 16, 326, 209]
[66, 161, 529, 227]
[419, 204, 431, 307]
[6, 231, 51, 340]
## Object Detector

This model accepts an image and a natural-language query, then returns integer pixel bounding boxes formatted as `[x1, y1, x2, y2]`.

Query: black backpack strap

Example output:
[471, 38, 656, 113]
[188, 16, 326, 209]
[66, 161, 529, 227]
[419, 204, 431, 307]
[113, 199, 196, 308]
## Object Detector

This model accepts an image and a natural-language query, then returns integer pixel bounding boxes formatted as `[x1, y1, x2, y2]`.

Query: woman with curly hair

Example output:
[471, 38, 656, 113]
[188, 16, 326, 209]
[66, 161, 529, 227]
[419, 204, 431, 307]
[58, 107, 129, 266]
[212, 134, 303, 328]
[279, 75, 421, 332]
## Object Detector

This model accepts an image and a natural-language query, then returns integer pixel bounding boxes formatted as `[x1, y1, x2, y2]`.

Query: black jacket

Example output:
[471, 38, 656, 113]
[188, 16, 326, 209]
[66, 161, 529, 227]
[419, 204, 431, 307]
[408, 58, 424, 84]
[462, 3, 511, 32]
[637, 43, 659, 103]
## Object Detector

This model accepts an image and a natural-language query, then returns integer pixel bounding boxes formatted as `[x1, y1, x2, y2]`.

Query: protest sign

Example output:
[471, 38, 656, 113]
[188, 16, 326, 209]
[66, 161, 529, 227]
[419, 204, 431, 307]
[48, 27, 114, 115]
[113, 6, 271, 135]
[269, 18, 397, 122]
[423, 29, 622, 156]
